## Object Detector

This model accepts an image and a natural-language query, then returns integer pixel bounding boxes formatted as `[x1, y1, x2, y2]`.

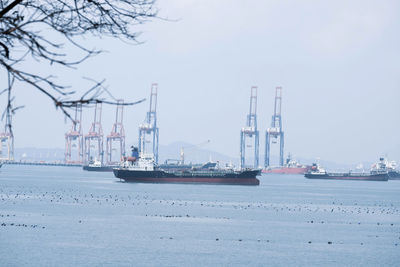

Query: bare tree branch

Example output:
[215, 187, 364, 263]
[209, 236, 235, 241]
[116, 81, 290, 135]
[0, 0, 157, 125]
[0, 0, 23, 18]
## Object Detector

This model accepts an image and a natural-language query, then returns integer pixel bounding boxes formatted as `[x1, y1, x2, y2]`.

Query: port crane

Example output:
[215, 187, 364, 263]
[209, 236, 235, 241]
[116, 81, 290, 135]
[84, 102, 104, 164]
[138, 83, 159, 163]
[64, 104, 83, 164]
[265, 86, 284, 167]
[240, 86, 259, 169]
[0, 103, 14, 161]
[106, 99, 125, 165]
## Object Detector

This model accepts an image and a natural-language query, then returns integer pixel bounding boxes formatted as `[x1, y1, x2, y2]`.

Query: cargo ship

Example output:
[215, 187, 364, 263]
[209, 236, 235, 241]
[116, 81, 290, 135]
[113, 154, 260, 185]
[262, 155, 311, 174]
[305, 163, 389, 181]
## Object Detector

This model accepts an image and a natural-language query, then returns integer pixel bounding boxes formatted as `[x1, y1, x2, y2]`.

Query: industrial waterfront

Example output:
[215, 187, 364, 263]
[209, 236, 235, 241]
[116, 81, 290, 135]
[0, 84, 290, 170]
[0, 164, 399, 266]
[2, 83, 398, 183]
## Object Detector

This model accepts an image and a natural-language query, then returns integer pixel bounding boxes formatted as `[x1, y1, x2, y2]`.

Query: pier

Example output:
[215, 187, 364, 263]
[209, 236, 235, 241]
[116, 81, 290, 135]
[2, 161, 82, 167]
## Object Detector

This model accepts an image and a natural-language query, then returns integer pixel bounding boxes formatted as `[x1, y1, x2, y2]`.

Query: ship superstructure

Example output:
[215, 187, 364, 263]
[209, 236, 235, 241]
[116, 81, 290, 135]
[371, 158, 400, 179]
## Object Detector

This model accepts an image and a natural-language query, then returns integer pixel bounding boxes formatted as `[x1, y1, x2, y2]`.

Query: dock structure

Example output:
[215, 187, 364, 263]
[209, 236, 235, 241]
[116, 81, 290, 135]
[138, 83, 159, 164]
[3, 161, 82, 167]
[265, 86, 284, 167]
[240, 86, 259, 169]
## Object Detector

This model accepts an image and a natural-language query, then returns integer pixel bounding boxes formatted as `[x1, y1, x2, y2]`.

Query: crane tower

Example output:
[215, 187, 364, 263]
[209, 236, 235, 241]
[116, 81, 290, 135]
[0, 106, 14, 161]
[265, 86, 284, 167]
[240, 86, 259, 168]
[138, 83, 159, 163]
[84, 102, 104, 164]
[65, 104, 83, 164]
[106, 100, 125, 165]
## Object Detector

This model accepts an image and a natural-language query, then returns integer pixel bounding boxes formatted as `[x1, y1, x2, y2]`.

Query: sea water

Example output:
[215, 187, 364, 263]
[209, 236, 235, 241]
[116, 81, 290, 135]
[0, 165, 399, 266]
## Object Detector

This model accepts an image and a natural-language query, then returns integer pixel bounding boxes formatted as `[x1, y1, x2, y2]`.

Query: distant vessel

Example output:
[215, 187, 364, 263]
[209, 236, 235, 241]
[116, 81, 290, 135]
[305, 163, 388, 181]
[371, 158, 400, 180]
[113, 154, 260, 185]
[262, 155, 311, 174]
[83, 147, 135, 172]
[82, 159, 115, 172]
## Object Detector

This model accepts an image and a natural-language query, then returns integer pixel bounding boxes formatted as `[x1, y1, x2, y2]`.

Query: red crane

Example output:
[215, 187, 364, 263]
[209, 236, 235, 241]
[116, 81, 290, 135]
[65, 104, 83, 164]
[84, 102, 104, 164]
[106, 100, 125, 165]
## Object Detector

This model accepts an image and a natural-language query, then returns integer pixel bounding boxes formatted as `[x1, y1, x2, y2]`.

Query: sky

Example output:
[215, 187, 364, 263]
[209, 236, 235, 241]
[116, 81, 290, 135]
[1, 0, 400, 165]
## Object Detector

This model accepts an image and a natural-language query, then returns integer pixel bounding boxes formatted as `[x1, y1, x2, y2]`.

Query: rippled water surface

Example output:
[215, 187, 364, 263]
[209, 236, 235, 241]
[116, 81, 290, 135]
[1, 165, 399, 266]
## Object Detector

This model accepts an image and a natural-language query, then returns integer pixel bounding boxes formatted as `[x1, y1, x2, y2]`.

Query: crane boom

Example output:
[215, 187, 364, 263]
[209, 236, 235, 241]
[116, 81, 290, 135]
[180, 140, 211, 165]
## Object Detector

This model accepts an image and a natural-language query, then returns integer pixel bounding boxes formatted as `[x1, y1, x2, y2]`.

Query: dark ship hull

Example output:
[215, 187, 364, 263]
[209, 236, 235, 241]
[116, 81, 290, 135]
[83, 165, 114, 172]
[305, 172, 388, 181]
[113, 168, 260, 185]
[388, 171, 400, 180]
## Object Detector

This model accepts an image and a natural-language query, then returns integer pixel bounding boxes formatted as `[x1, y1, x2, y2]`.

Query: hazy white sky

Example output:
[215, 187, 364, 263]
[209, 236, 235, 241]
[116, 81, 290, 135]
[1, 0, 400, 164]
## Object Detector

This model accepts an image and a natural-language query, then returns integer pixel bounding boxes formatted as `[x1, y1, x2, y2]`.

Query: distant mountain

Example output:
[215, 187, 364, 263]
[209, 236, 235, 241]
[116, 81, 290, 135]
[158, 141, 238, 166]
[160, 143, 382, 171]
[13, 143, 240, 166]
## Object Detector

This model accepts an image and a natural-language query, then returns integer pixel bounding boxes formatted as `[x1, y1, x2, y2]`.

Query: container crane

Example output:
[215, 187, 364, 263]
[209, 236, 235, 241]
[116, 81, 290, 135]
[106, 99, 125, 165]
[265, 86, 284, 167]
[240, 86, 259, 169]
[65, 104, 83, 164]
[84, 102, 104, 164]
[0, 104, 14, 161]
[138, 83, 159, 163]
